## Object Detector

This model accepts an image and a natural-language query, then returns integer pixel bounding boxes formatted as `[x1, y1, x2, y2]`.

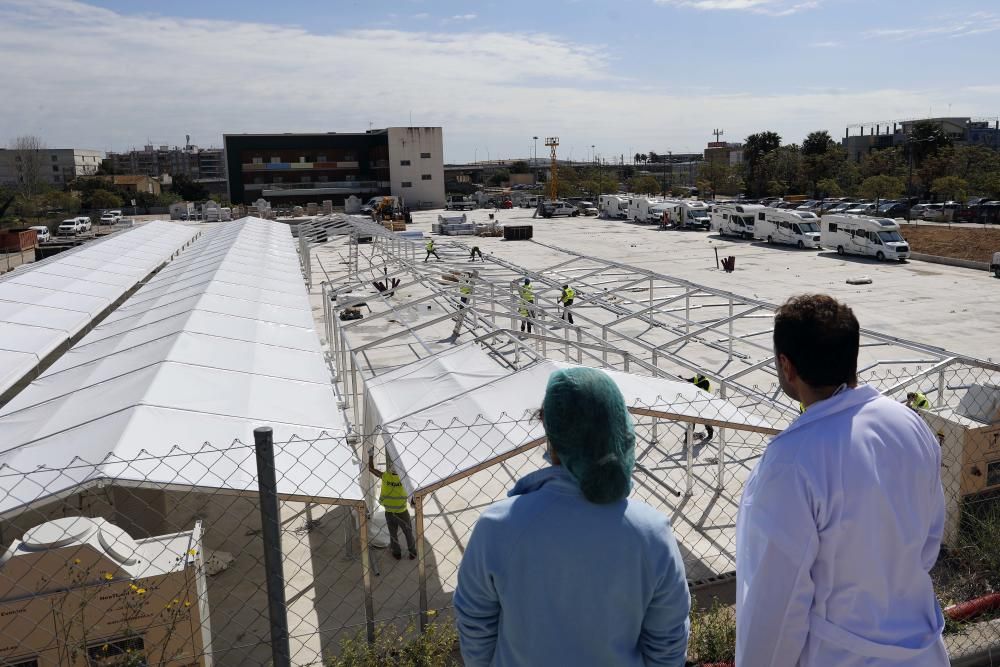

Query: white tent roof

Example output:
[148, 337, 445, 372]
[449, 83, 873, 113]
[0, 221, 199, 402]
[0, 217, 360, 517]
[378, 358, 774, 496]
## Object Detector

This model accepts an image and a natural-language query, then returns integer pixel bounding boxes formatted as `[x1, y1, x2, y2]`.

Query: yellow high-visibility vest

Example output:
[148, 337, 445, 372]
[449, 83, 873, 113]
[561, 287, 575, 302]
[379, 471, 408, 513]
[520, 284, 534, 302]
[912, 392, 931, 410]
[425, 240, 434, 251]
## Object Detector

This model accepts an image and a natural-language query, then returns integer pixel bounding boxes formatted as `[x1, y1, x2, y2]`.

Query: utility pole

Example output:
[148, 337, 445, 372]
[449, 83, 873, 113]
[545, 137, 560, 200]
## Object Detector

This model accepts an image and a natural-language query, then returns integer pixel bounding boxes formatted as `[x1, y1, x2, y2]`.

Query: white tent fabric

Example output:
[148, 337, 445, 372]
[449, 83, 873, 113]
[0, 217, 360, 517]
[0, 221, 199, 401]
[378, 358, 774, 497]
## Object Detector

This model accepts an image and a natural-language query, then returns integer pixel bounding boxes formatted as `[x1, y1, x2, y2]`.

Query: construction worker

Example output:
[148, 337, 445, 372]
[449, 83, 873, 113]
[368, 451, 417, 560]
[424, 238, 441, 262]
[685, 373, 714, 441]
[559, 284, 576, 324]
[469, 245, 484, 262]
[519, 278, 535, 334]
[906, 391, 932, 411]
[459, 271, 475, 305]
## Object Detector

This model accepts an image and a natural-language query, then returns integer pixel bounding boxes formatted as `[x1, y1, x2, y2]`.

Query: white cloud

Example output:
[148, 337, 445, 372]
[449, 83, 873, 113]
[1, 0, 999, 161]
[811, 40, 841, 48]
[865, 12, 1000, 40]
[448, 13, 478, 21]
[412, 12, 430, 19]
[653, 0, 818, 16]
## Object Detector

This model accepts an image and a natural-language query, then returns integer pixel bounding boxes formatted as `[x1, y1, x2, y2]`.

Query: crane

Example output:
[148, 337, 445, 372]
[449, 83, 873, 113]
[545, 137, 559, 200]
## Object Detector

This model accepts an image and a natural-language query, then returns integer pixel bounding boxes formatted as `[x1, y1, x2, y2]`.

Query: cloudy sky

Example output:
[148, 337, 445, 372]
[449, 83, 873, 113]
[1, 0, 998, 162]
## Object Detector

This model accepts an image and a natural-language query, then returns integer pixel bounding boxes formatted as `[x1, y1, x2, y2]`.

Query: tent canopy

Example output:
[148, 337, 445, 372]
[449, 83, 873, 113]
[0, 218, 360, 518]
[375, 356, 774, 497]
[0, 221, 199, 402]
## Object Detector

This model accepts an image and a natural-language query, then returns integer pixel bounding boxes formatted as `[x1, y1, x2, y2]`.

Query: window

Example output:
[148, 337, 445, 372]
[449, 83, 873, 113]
[87, 636, 146, 665]
[401, 181, 413, 188]
[758, 212, 765, 220]
[400, 160, 411, 166]
[252, 157, 263, 164]
[420, 152, 431, 159]
[988, 460, 1000, 487]
[51, 155, 58, 162]
[779, 221, 789, 229]
[52, 165, 60, 172]
[299, 156, 307, 163]
[421, 174, 432, 181]
[722, 214, 729, 220]
[828, 223, 837, 232]
[270, 157, 280, 163]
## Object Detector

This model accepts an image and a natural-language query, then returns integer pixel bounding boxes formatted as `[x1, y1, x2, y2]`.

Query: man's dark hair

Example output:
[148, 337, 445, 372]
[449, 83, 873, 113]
[774, 294, 859, 387]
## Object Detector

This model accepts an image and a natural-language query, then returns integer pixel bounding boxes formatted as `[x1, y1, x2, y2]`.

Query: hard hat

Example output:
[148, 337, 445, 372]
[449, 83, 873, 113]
[524, 278, 530, 285]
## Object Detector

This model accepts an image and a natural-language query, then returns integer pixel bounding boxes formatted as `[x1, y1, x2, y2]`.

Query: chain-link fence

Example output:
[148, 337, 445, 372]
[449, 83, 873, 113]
[0, 362, 998, 665]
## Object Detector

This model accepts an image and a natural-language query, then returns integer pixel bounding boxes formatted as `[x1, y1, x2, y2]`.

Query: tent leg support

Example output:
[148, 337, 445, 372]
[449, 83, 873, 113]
[358, 507, 375, 644]
[416, 494, 428, 632]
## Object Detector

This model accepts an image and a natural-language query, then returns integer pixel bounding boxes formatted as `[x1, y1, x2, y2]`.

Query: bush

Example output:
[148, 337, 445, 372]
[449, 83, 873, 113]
[688, 599, 736, 665]
[328, 621, 459, 667]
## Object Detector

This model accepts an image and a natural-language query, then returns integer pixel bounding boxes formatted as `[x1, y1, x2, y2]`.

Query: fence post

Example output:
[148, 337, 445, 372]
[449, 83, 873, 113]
[253, 426, 291, 667]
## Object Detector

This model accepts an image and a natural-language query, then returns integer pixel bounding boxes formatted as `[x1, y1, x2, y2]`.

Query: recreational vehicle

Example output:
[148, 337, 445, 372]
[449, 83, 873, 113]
[710, 203, 765, 239]
[628, 196, 668, 224]
[753, 209, 821, 248]
[599, 194, 629, 219]
[821, 214, 910, 261]
[666, 200, 711, 230]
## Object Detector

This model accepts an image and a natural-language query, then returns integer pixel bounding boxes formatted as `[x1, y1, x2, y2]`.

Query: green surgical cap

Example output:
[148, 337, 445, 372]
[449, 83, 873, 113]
[541, 367, 635, 503]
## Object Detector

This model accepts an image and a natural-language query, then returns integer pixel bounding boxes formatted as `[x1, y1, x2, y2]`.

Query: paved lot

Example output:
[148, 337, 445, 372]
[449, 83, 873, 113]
[409, 208, 999, 362]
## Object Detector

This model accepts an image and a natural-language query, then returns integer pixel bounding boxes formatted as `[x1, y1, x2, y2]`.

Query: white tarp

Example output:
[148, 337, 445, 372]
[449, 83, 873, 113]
[0, 217, 360, 517]
[0, 221, 199, 401]
[378, 358, 774, 496]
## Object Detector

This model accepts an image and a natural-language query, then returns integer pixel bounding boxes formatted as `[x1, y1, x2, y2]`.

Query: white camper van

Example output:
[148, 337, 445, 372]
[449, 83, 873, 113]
[753, 209, 821, 248]
[710, 203, 765, 239]
[599, 194, 629, 219]
[629, 196, 668, 224]
[665, 200, 711, 230]
[821, 214, 910, 261]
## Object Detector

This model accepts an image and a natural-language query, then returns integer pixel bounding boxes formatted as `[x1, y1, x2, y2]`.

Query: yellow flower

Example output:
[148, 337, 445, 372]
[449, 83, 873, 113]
[183, 600, 192, 608]
[103, 573, 114, 581]
[427, 609, 437, 616]
[73, 558, 81, 565]
[136, 588, 146, 595]
[129, 583, 138, 591]
[187, 548, 198, 556]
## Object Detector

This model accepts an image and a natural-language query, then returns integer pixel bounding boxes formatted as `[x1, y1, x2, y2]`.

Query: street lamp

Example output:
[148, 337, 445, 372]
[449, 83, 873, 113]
[533, 136, 538, 188]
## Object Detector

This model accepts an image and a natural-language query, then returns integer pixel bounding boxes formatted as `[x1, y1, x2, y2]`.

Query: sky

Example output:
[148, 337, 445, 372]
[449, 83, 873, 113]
[1, 0, 999, 163]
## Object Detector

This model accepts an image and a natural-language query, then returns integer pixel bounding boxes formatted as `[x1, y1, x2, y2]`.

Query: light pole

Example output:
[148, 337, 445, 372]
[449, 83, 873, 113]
[533, 136, 538, 188]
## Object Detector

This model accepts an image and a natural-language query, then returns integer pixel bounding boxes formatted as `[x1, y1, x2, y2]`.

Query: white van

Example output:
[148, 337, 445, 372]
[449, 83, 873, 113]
[821, 214, 910, 262]
[754, 209, 821, 248]
[710, 203, 765, 239]
[519, 195, 541, 209]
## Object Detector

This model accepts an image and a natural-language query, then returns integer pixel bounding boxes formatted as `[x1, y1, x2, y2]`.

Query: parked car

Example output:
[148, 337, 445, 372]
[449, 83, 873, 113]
[57, 219, 83, 235]
[99, 212, 120, 225]
[539, 200, 579, 218]
[877, 202, 910, 218]
[28, 225, 51, 243]
[909, 203, 931, 219]
[922, 201, 961, 221]
[576, 201, 598, 216]
[74, 215, 92, 231]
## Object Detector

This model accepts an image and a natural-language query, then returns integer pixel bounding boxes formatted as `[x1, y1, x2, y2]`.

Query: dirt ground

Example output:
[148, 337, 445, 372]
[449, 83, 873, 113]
[900, 223, 1000, 264]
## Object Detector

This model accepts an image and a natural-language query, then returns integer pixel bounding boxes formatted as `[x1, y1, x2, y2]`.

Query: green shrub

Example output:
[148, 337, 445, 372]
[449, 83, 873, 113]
[328, 620, 459, 667]
[688, 599, 736, 664]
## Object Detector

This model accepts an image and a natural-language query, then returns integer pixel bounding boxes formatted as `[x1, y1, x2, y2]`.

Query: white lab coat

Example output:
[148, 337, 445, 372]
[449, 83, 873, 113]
[736, 384, 948, 666]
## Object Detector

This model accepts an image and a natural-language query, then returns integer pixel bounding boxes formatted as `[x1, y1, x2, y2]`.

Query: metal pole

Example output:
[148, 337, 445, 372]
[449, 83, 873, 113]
[685, 423, 694, 496]
[416, 494, 428, 631]
[253, 426, 291, 667]
[576, 327, 583, 364]
[728, 295, 734, 361]
[685, 291, 691, 334]
[357, 507, 375, 643]
[938, 370, 946, 407]
[718, 384, 727, 489]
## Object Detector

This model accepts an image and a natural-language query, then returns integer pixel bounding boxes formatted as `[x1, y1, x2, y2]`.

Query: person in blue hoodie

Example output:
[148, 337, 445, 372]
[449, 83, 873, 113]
[453, 366, 690, 667]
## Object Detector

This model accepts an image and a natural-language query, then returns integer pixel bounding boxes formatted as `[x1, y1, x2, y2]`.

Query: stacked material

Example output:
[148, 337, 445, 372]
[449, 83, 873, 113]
[503, 225, 534, 241]
[306, 202, 319, 216]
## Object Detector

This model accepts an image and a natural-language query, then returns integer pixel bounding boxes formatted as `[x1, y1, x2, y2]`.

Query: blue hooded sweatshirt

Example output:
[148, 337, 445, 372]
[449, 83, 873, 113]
[453, 465, 690, 667]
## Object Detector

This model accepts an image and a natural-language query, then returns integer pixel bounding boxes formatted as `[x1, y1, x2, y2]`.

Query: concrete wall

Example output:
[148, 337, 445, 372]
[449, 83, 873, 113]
[387, 127, 445, 209]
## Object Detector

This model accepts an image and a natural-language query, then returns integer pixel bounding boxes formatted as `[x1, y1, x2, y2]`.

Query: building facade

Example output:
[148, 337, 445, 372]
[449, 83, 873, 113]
[842, 117, 1000, 161]
[0, 148, 104, 188]
[112, 175, 161, 195]
[223, 128, 445, 208]
[107, 144, 227, 180]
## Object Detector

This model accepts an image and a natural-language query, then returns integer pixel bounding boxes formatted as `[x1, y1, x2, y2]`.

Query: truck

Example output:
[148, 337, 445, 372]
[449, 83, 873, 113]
[598, 194, 629, 219]
[445, 196, 477, 211]
[753, 208, 821, 248]
[665, 200, 712, 230]
[820, 214, 910, 262]
[57, 218, 83, 236]
[710, 203, 765, 239]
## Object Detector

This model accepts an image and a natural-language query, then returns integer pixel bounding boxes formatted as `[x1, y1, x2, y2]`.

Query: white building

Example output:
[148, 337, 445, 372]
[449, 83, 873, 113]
[386, 127, 446, 209]
[0, 148, 105, 188]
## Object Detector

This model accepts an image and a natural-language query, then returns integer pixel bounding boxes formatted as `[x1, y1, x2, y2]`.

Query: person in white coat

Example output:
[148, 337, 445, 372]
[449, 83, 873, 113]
[736, 294, 947, 666]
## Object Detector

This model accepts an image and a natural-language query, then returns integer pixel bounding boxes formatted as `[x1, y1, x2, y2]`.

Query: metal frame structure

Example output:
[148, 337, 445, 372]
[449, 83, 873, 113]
[299, 213, 1000, 630]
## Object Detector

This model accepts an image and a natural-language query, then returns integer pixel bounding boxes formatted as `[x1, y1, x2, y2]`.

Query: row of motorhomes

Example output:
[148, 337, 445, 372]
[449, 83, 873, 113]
[710, 203, 910, 261]
[598, 196, 910, 262]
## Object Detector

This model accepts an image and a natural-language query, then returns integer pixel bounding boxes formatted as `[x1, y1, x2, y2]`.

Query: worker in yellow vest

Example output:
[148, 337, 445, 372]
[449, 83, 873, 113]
[519, 278, 535, 334]
[368, 451, 417, 560]
[906, 391, 931, 411]
[424, 238, 441, 262]
[559, 284, 576, 324]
